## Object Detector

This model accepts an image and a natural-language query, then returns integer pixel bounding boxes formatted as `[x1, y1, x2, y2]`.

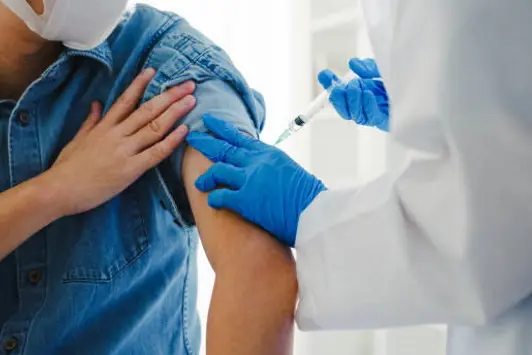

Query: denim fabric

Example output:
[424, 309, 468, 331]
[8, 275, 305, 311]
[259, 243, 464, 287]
[0, 4, 265, 355]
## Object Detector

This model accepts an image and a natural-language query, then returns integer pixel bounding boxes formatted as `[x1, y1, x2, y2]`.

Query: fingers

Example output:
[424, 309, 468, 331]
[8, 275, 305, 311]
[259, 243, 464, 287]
[362, 90, 388, 128]
[195, 162, 246, 192]
[329, 85, 350, 120]
[345, 80, 365, 123]
[186, 132, 249, 166]
[202, 114, 263, 150]
[318, 69, 339, 90]
[104, 68, 156, 124]
[207, 189, 241, 212]
[74, 101, 102, 139]
[128, 95, 196, 153]
[120, 81, 196, 136]
[349, 58, 381, 79]
[132, 125, 189, 173]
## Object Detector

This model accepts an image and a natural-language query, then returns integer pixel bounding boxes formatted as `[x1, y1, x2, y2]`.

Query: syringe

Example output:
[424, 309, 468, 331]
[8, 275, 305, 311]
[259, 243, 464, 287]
[274, 71, 359, 145]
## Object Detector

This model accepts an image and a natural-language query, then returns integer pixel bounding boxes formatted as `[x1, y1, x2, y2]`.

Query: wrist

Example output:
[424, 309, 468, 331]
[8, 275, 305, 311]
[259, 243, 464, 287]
[34, 169, 71, 220]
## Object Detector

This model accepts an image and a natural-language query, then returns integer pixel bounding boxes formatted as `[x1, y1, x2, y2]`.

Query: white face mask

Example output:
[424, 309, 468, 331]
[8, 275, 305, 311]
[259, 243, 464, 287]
[1, 0, 129, 50]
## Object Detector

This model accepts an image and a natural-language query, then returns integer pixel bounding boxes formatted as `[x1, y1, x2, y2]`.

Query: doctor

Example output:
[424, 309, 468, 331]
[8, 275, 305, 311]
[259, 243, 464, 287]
[186, 0, 532, 354]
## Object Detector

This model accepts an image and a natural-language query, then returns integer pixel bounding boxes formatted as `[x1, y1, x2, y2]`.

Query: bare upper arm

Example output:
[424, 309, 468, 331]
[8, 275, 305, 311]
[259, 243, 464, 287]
[182, 145, 294, 273]
[178, 79, 296, 354]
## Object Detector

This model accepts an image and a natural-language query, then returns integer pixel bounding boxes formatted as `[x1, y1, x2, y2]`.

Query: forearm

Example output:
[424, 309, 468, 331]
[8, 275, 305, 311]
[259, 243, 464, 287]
[183, 147, 297, 355]
[0, 171, 63, 260]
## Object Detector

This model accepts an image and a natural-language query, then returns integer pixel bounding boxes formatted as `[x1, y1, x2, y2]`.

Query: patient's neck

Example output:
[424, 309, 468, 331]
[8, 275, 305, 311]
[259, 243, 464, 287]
[0, 4, 62, 100]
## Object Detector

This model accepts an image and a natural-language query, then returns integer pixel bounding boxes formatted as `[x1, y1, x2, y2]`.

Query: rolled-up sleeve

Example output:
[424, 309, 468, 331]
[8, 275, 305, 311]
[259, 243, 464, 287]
[156, 78, 262, 225]
[180, 79, 259, 138]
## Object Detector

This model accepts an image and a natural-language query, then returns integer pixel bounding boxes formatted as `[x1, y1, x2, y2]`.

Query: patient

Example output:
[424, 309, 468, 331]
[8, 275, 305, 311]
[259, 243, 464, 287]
[0, 1, 296, 354]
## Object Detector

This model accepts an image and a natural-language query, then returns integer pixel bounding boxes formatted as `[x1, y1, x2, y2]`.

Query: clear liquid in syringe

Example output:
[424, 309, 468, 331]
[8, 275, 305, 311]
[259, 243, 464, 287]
[273, 71, 359, 145]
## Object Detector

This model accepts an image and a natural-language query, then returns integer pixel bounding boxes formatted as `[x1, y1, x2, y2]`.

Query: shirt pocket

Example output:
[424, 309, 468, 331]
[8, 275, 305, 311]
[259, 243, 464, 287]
[62, 185, 149, 284]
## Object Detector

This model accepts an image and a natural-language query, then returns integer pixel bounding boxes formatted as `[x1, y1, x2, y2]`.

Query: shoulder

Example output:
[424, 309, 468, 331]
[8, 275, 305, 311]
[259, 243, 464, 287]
[104, 4, 265, 132]
[107, 4, 219, 66]
[112, 5, 265, 129]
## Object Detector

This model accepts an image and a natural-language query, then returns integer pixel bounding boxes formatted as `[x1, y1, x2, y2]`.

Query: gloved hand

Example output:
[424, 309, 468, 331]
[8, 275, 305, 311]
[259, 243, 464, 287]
[318, 58, 390, 131]
[186, 114, 326, 247]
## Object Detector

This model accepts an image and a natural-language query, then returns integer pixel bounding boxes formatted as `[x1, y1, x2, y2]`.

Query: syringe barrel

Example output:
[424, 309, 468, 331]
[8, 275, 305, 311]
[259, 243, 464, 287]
[288, 116, 306, 133]
[301, 70, 359, 122]
[275, 70, 364, 144]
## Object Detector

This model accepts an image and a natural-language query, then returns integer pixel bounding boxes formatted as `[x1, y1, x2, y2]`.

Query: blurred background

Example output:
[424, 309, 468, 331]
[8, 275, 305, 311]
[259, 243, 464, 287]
[130, 0, 447, 354]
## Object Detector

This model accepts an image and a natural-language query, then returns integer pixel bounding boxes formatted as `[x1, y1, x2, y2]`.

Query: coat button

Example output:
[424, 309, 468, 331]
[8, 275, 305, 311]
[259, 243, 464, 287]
[3, 337, 18, 352]
[18, 111, 30, 126]
[28, 270, 43, 285]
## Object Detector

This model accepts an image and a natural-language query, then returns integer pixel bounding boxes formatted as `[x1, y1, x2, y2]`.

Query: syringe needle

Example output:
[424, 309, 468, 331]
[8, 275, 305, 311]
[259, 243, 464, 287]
[272, 70, 363, 145]
[274, 129, 292, 146]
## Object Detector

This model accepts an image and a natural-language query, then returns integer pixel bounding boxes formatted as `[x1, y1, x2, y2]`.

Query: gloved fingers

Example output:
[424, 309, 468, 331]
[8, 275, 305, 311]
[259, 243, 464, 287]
[360, 78, 386, 97]
[318, 69, 339, 90]
[362, 90, 388, 130]
[195, 162, 246, 192]
[208, 189, 242, 213]
[349, 58, 381, 79]
[329, 86, 350, 120]
[202, 114, 264, 150]
[376, 118, 390, 132]
[345, 80, 365, 123]
[371, 79, 388, 97]
[186, 132, 248, 166]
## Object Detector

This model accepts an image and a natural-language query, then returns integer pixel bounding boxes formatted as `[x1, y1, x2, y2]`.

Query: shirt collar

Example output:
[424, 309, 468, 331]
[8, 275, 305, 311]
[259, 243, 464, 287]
[65, 40, 114, 74]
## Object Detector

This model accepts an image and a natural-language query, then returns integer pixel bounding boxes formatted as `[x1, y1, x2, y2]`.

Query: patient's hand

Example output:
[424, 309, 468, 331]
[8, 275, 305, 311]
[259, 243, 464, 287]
[48, 69, 196, 216]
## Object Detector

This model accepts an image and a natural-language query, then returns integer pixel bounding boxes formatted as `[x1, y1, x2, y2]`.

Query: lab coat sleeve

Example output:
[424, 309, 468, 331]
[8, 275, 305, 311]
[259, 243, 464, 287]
[295, 0, 532, 330]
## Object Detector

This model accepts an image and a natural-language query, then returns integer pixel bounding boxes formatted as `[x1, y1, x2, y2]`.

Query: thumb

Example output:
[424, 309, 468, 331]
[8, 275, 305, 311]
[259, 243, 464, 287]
[318, 69, 339, 90]
[195, 163, 246, 192]
[208, 189, 241, 212]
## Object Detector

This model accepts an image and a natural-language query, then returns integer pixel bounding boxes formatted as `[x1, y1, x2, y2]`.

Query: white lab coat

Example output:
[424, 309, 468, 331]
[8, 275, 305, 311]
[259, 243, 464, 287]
[295, 0, 532, 353]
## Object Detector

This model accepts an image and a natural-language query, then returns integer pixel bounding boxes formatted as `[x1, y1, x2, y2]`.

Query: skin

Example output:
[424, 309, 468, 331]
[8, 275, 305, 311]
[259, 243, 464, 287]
[183, 148, 297, 354]
[0, 1, 297, 354]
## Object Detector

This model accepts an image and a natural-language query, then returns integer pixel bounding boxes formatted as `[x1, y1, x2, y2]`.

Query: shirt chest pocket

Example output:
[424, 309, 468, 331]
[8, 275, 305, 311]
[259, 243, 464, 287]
[62, 185, 149, 284]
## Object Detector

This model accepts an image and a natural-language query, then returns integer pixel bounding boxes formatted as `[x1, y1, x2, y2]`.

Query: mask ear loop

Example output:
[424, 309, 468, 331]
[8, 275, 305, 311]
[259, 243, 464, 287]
[1, 0, 48, 33]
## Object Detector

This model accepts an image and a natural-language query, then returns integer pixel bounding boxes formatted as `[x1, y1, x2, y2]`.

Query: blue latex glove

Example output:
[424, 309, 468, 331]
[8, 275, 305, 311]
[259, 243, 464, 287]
[318, 58, 390, 131]
[186, 114, 326, 247]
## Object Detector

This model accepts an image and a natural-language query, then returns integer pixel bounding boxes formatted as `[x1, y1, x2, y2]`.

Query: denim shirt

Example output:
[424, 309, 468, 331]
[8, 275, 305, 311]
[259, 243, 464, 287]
[0, 5, 265, 355]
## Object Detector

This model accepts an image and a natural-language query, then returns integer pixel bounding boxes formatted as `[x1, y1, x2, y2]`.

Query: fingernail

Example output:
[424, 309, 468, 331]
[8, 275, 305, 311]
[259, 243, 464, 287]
[143, 68, 156, 77]
[184, 95, 196, 107]
[175, 125, 189, 136]
[194, 178, 203, 190]
[91, 101, 101, 113]
[184, 80, 196, 91]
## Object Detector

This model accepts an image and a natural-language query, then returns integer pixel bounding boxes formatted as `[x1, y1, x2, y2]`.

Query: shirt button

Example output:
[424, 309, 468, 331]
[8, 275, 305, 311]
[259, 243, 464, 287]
[18, 111, 30, 126]
[28, 270, 43, 285]
[3, 337, 18, 352]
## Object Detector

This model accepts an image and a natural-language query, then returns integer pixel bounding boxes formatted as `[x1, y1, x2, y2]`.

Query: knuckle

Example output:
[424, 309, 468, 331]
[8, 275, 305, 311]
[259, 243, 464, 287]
[140, 101, 157, 116]
[148, 119, 162, 135]
[117, 144, 131, 159]
[117, 94, 136, 108]
[151, 144, 168, 161]
[219, 146, 233, 161]
[170, 101, 184, 114]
